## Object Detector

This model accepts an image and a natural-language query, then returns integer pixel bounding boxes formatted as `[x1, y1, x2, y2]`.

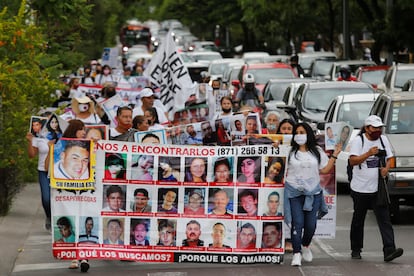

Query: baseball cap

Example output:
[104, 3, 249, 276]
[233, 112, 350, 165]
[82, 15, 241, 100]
[140, 88, 155, 98]
[189, 189, 203, 198]
[364, 115, 385, 127]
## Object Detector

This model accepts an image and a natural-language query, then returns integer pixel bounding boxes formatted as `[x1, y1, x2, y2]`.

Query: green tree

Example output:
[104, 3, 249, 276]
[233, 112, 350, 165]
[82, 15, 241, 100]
[0, 0, 59, 215]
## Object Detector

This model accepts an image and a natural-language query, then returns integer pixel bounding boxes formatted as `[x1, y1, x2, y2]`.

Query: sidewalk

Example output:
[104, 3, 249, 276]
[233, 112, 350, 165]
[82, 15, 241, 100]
[0, 183, 43, 275]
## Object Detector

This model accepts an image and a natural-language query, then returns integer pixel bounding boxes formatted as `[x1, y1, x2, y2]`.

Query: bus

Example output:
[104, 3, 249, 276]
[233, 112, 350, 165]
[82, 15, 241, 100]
[119, 20, 152, 53]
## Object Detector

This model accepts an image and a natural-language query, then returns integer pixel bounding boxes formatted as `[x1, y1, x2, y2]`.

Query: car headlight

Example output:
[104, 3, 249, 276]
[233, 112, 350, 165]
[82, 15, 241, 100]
[395, 156, 414, 168]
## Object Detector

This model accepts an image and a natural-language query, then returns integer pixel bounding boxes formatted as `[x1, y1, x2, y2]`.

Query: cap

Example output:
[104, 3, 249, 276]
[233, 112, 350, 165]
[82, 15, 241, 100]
[364, 115, 385, 127]
[134, 188, 149, 197]
[189, 189, 203, 198]
[124, 66, 132, 71]
[75, 95, 92, 104]
[140, 88, 155, 98]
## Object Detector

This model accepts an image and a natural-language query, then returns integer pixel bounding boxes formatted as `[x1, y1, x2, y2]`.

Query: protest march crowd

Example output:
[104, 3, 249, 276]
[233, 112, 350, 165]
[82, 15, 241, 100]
[25, 31, 403, 273]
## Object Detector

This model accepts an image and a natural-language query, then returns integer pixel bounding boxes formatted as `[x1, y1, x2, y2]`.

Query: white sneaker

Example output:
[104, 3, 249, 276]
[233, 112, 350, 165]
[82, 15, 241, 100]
[291, 253, 302, 266]
[302, 246, 313, 262]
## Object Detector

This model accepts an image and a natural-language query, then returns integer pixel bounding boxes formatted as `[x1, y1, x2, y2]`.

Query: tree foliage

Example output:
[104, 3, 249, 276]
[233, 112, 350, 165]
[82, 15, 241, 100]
[0, 0, 60, 214]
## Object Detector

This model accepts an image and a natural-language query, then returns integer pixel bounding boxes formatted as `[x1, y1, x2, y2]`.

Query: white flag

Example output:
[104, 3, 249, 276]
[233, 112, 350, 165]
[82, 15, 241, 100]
[144, 30, 194, 121]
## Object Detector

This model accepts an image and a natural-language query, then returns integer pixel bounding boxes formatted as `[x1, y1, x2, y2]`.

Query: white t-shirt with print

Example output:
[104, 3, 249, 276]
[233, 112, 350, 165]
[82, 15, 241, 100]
[349, 134, 393, 193]
[285, 147, 328, 192]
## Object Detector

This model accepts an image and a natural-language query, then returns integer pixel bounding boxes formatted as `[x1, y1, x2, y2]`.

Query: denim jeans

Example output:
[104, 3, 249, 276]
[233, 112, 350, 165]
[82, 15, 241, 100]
[38, 170, 51, 219]
[290, 192, 322, 253]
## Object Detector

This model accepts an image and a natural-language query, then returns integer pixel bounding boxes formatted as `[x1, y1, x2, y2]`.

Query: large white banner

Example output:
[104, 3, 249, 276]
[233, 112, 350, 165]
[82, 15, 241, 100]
[144, 30, 194, 120]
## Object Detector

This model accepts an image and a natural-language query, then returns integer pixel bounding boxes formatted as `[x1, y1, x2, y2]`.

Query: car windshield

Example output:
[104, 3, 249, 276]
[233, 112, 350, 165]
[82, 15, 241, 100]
[247, 68, 295, 84]
[303, 88, 372, 112]
[337, 102, 374, 128]
[360, 70, 387, 85]
[312, 60, 334, 77]
[387, 100, 414, 133]
[395, 69, 414, 88]
[210, 63, 228, 75]
[266, 82, 292, 101]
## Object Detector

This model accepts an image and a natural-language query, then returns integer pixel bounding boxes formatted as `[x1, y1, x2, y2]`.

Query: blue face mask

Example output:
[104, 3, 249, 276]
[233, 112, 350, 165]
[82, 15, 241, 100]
[267, 124, 277, 130]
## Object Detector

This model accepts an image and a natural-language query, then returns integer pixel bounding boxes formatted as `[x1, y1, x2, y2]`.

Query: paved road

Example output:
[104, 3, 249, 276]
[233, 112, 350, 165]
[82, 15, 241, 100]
[1, 183, 413, 275]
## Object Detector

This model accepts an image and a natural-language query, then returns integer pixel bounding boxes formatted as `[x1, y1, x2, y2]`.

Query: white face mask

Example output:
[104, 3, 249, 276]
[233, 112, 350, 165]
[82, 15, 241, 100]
[294, 134, 307, 145]
[78, 103, 89, 112]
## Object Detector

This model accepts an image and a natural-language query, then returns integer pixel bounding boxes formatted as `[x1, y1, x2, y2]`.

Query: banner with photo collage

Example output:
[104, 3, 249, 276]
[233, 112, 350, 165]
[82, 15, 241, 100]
[51, 142, 290, 264]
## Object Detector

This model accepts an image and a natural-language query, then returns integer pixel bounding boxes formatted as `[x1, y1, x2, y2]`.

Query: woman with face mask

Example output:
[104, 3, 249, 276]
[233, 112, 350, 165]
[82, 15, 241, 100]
[285, 122, 341, 267]
[71, 96, 102, 124]
[96, 64, 115, 85]
[262, 111, 281, 134]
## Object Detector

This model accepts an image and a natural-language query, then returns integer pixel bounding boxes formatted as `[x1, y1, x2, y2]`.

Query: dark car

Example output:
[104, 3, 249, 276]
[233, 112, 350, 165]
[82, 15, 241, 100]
[285, 81, 376, 125]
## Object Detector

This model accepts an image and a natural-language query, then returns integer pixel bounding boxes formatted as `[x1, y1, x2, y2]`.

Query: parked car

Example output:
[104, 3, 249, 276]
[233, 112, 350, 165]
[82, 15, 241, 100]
[297, 51, 337, 76]
[318, 93, 379, 186]
[377, 63, 414, 93]
[328, 60, 376, 81]
[369, 92, 414, 222]
[355, 65, 390, 89]
[284, 81, 376, 125]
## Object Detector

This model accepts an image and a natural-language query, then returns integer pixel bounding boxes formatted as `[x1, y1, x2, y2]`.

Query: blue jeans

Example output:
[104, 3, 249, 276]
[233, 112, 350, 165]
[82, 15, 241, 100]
[38, 170, 51, 219]
[290, 192, 322, 253]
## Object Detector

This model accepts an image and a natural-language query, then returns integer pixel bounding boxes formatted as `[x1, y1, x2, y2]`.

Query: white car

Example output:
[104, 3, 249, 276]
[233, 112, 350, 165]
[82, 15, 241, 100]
[377, 63, 414, 93]
[319, 93, 379, 186]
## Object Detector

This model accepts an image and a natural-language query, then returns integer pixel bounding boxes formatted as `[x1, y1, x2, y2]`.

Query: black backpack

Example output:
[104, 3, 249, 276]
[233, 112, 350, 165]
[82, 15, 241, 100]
[347, 134, 386, 183]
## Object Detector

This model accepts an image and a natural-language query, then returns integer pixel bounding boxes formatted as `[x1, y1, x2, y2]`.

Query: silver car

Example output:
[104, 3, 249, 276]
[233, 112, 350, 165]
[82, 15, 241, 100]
[370, 92, 414, 223]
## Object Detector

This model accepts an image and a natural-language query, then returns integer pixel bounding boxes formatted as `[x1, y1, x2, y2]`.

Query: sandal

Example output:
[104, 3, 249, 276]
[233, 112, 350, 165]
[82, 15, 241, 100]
[68, 260, 79, 269]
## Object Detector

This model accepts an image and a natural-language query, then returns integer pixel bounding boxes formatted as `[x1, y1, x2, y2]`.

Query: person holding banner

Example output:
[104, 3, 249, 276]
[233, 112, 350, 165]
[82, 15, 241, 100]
[71, 95, 102, 125]
[132, 87, 168, 125]
[286, 122, 341, 266]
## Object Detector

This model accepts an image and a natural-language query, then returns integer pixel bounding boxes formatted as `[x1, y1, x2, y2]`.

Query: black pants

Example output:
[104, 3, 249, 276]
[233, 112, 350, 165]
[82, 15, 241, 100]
[350, 190, 396, 255]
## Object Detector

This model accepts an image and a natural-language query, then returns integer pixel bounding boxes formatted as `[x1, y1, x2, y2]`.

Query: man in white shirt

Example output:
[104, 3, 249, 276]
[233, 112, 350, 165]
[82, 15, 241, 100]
[132, 88, 168, 124]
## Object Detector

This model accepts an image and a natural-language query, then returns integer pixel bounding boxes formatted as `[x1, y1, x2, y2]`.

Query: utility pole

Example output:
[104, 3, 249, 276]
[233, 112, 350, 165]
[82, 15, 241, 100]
[343, 0, 350, 59]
